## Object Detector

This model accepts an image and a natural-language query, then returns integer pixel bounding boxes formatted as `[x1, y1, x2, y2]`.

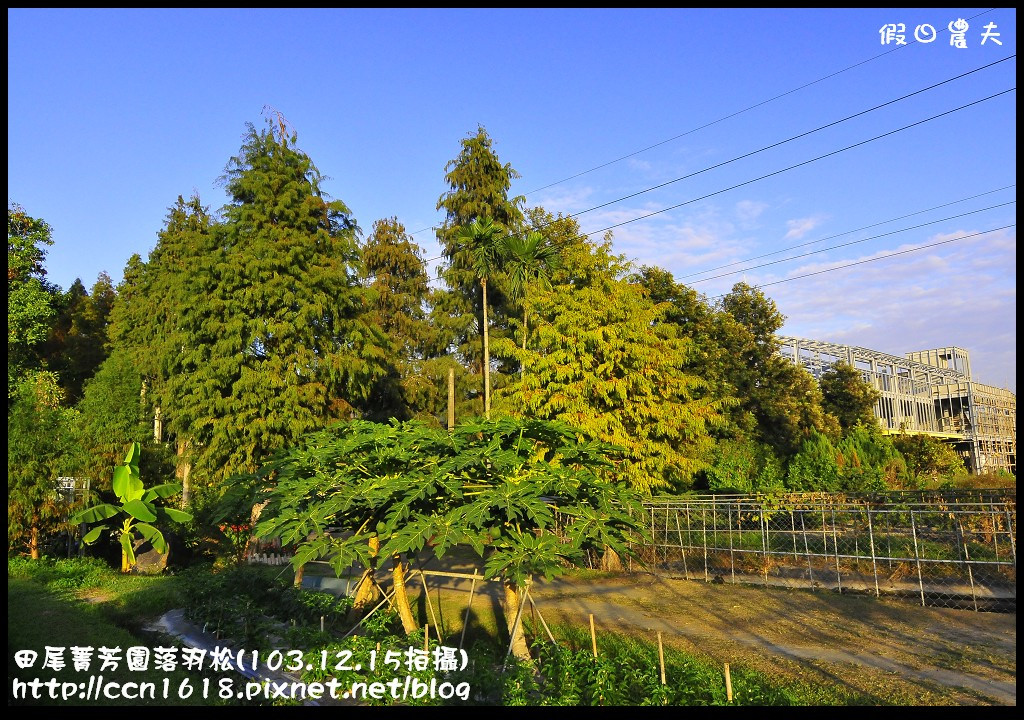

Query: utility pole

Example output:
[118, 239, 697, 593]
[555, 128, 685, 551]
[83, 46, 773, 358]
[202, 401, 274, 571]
[447, 367, 455, 431]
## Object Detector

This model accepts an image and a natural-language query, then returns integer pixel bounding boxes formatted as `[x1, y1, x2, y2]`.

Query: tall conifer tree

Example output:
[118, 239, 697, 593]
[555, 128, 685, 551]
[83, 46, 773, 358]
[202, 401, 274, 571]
[433, 127, 524, 415]
[359, 217, 433, 421]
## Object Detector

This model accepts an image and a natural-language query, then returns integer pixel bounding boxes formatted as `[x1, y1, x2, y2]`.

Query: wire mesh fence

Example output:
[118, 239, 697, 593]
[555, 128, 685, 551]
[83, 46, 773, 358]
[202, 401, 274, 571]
[605, 492, 1015, 612]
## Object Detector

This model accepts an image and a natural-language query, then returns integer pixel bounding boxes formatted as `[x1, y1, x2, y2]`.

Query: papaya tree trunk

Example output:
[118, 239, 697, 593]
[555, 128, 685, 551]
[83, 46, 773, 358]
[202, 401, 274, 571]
[293, 563, 305, 588]
[392, 554, 419, 634]
[348, 535, 381, 621]
[503, 580, 531, 660]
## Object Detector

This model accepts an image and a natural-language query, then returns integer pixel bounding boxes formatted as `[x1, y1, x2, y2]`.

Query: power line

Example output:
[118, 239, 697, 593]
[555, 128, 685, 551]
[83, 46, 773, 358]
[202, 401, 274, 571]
[706, 224, 1015, 301]
[579, 88, 1015, 239]
[418, 64, 1014, 269]
[689, 201, 1015, 285]
[679, 184, 1016, 280]
[520, 9, 1000, 197]
[564, 56, 1015, 223]
[407, 8, 1000, 237]
[419, 88, 1014, 287]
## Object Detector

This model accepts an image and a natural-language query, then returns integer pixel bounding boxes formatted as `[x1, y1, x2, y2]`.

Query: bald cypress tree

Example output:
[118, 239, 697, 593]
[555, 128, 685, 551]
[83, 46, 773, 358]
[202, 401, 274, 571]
[184, 120, 387, 481]
[433, 127, 524, 416]
[107, 120, 389, 494]
[359, 217, 434, 421]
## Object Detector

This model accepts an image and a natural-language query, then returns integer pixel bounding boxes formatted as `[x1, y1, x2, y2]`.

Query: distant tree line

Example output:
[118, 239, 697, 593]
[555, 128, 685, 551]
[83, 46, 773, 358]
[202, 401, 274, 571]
[8, 118, 972, 559]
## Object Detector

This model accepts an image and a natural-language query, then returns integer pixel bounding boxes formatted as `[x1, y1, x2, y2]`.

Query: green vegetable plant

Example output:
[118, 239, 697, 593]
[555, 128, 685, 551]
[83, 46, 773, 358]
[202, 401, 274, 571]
[71, 442, 192, 572]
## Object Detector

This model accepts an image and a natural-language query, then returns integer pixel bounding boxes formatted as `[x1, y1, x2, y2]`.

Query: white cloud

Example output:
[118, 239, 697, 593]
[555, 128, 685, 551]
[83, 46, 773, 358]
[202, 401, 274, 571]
[735, 200, 768, 223]
[766, 227, 1016, 390]
[784, 215, 827, 240]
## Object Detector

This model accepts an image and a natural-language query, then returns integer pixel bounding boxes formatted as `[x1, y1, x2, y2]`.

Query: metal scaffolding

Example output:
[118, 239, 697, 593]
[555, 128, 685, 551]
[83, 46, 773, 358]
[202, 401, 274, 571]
[777, 337, 1016, 474]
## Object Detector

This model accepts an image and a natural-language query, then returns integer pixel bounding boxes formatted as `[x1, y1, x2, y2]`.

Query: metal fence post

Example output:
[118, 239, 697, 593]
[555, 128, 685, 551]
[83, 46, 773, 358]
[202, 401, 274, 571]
[728, 501, 736, 584]
[800, 508, 814, 587]
[790, 509, 799, 561]
[957, 514, 979, 612]
[1004, 504, 1016, 568]
[866, 506, 880, 597]
[760, 502, 769, 587]
[909, 507, 926, 607]
[831, 506, 842, 594]
[674, 508, 688, 580]
[702, 505, 709, 583]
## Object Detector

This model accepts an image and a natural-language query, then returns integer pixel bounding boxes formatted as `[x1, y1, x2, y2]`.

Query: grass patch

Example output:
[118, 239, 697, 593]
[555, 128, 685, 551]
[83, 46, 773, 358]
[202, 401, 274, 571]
[7, 577, 244, 706]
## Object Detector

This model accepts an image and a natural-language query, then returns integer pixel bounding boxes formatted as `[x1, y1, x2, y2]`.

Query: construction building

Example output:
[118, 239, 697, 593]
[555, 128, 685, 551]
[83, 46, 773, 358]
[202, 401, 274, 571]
[777, 337, 1016, 475]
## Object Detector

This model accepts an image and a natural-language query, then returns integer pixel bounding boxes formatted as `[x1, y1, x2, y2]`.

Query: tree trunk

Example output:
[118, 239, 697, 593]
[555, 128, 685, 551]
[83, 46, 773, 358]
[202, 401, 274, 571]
[176, 438, 192, 508]
[293, 563, 305, 588]
[482, 277, 491, 420]
[392, 554, 419, 634]
[348, 535, 381, 621]
[522, 305, 529, 352]
[29, 524, 40, 560]
[503, 580, 531, 661]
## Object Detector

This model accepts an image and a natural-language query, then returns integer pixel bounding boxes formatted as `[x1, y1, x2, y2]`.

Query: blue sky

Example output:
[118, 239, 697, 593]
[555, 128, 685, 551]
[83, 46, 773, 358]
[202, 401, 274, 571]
[8, 8, 1016, 389]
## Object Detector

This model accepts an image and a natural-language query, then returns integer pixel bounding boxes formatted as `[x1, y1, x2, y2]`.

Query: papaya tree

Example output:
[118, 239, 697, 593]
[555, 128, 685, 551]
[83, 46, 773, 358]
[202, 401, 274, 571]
[71, 442, 192, 572]
[251, 417, 644, 659]
[249, 421, 463, 633]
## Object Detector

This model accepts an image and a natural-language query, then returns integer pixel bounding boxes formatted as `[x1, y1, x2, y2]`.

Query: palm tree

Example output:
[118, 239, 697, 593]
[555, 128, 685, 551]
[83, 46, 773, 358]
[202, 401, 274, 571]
[501, 231, 561, 352]
[456, 218, 505, 419]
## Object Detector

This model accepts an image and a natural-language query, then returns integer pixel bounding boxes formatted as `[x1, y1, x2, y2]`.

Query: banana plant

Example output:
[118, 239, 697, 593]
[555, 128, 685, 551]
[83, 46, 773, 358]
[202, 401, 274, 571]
[70, 442, 192, 572]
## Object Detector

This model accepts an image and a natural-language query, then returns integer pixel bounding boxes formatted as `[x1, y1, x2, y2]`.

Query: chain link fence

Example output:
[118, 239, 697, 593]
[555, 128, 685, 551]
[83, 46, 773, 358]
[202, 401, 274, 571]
[609, 492, 1015, 612]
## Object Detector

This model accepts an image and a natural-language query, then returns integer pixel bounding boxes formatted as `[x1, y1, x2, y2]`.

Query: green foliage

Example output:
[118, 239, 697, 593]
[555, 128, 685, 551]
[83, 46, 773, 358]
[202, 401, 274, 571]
[360, 217, 434, 421]
[250, 417, 644, 589]
[820, 362, 881, 432]
[702, 437, 784, 494]
[892, 433, 967, 484]
[8, 371, 83, 557]
[71, 442, 192, 571]
[180, 564, 352, 650]
[74, 351, 154, 491]
[38, 272, 116, 404]
[786, 431, 840, 492]
[505, 627, 806, 706]
[835, 426, 909, 491]
[433, 126, 525, 416]
[108, 122, 392, 489]
[717, 283, 840, 456]
[500, 229, 561, 351]
[494, 239, 722, 493]
[8, 204, 59, 393]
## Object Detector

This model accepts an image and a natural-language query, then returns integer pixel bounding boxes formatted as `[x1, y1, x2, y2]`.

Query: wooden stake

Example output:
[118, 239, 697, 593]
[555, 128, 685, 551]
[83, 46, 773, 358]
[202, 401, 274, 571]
[424, 624, 429, 651]
[320, 615, 325, 633]
[657, 632, 666, 685]
[724, 663, 733, 702]
[589, 614, 598, 657]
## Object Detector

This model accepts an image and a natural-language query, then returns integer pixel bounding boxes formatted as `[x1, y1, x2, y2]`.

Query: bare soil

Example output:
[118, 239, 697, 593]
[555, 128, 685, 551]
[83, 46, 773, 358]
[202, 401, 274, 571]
[308, 553, 1016, 705]
[529, 572, 1016, 705]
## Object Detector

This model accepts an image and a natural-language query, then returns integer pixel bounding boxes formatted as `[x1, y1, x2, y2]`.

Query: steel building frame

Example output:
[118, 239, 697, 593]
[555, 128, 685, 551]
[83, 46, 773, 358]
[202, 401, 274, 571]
[777, 337, 1016, 474]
